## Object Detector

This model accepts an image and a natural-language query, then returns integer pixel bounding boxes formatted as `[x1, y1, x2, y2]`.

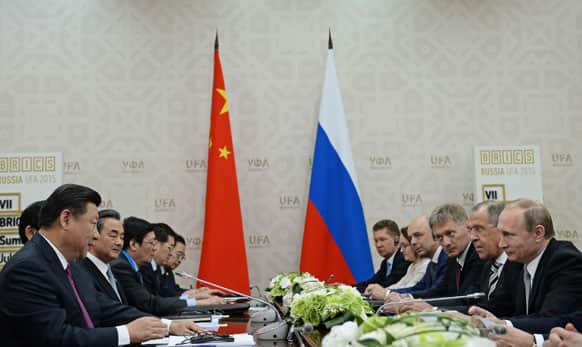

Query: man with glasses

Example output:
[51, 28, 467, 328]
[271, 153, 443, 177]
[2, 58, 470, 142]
[142, 224, 218, 301]
[140, 223, 175, 296]
[465, 201, 522, 316]
[160, 233, 188, 297]
[159, 233, 219, 298]
[111, 217, 202, 316]
[401, 201, 523, 314]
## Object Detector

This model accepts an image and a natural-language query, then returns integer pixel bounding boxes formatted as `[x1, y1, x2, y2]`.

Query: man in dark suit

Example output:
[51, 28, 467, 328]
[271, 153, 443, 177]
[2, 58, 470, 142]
[111, 217, 225, 316]
[468, 199, 582, 346]
[390, 215, 448, 298]
[414, 203, 485, 299]
[388, 204, 485, 313]
[160, 233, 188, 297]
[465, 201, 522, 317]
[140, 223, 175, 296]
[357, 219, 410, 293]
[0, 184, 201, 347]
[17, 200, 44, 244]
[80, 209, 129, 304]
[139, 223, 220, 301]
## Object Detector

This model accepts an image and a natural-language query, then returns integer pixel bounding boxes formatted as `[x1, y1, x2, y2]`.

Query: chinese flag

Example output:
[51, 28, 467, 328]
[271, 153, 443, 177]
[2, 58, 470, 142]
[197, 34, 250, 294]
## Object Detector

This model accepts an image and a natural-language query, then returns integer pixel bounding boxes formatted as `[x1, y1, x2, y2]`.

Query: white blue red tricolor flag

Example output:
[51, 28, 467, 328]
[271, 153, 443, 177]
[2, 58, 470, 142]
[300, 37, 373, 285]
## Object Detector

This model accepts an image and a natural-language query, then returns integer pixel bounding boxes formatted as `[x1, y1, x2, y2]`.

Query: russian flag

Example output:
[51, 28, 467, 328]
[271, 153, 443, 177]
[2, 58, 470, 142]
[300, 37, 374, 285]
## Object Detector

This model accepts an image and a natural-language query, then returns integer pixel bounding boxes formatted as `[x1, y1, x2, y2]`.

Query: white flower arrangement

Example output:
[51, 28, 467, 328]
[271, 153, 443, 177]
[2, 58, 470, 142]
[265, 272, 324, 308]
[322, 313, 495, 347]
[289, 285, 373, 328]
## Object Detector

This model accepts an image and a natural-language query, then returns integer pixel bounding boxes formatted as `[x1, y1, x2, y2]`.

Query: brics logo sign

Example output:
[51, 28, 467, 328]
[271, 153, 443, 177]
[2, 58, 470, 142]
[0, 156, 57, 173]
[480, 149, 535, 165]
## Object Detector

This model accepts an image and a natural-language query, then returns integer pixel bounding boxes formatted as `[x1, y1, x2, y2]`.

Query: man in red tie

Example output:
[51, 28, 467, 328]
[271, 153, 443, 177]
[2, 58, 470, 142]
[387, 204, 485, 309]
[0, 184, 203, 347]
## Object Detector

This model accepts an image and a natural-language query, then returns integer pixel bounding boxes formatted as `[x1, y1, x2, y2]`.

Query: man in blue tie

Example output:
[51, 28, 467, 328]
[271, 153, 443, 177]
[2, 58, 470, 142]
[111, 217, 224, 316]
[356, 219, 410, 294]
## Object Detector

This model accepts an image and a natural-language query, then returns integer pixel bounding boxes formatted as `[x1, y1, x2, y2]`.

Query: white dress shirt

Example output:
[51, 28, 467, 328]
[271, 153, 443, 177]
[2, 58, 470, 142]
[388, 257, 430, 290]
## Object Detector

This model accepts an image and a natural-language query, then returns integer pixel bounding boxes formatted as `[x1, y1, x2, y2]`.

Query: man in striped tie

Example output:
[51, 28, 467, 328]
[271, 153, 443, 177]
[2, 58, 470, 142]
[466, 201, 522, 317]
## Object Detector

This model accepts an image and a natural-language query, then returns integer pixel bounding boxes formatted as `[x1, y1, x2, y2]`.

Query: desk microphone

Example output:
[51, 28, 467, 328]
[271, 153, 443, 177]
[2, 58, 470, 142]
[287, 323, 314, 347]
[376, 292, 486, 314]
[249, 285, 267, 307]
[175, 271, 289, 340]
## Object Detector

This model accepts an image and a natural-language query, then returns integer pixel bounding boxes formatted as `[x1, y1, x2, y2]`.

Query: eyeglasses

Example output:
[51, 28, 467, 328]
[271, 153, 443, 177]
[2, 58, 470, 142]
[142, 240, 157, 248]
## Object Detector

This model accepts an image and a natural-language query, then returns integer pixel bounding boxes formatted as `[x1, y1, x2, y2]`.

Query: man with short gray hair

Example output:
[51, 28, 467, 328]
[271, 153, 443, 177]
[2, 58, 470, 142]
[466, 201, 521, 316]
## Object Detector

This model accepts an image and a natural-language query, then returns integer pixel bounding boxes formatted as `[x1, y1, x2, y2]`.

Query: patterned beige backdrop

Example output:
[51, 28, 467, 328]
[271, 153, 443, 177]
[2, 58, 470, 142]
[0, 0, 580, 288]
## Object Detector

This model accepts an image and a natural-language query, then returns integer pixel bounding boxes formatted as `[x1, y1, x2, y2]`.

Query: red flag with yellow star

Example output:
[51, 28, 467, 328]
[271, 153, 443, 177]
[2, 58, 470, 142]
[197, 34, 250, 294]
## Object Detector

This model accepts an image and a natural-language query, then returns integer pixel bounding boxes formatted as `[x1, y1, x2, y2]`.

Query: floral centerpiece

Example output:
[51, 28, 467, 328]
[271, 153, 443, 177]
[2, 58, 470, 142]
[322, 312, 494, 347]
[290, 285, 373, 329]
[265, 272, 324, 308]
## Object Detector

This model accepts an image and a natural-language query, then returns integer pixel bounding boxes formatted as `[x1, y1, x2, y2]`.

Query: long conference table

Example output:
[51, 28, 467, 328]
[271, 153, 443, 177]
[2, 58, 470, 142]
[154, 308, 309, 347]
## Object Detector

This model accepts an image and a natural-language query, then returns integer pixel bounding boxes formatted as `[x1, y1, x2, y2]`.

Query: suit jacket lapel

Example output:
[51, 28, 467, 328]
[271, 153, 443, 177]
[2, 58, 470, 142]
[459, 243, 476, 292]
[84, 259, 119, 302]
[34, 235, 73, 293]
[33, 235, 87, 323]
[529, 239, 556, 312]
[116, 278, 128, 304]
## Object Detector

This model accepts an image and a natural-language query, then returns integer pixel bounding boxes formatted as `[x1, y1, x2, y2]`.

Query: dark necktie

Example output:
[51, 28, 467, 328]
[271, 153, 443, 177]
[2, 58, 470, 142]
[154, 267, 162, 292]
[455, 262, 462, 290]
[65, 265, 94, 328]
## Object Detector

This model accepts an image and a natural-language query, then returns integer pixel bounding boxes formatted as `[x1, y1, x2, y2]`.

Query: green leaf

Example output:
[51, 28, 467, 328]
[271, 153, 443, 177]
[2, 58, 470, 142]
[324, 311, 354, 329]
[358, 338, 383, 347]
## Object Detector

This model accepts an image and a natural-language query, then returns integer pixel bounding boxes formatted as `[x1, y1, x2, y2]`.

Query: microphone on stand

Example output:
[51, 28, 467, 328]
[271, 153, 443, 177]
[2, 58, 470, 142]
[249, 284, 267, 307]
[175, 271, 289, 340]
[376, 292, 486, 314]
[287, 323, 314, 347]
